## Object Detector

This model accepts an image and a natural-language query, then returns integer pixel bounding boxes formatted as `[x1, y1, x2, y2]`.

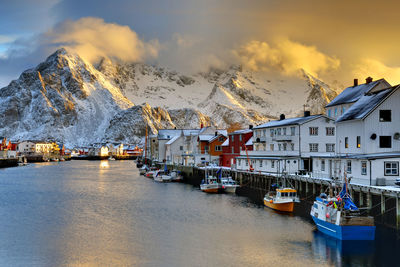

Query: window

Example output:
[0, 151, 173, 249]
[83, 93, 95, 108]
[347, 160, 352, 174]
[291, 127, 295, 136]
[379, 136, 392, 148]
[283, 143, 287, 151]
[231, 147, 234, 154]
[334, 108, 337, 117]
[309, 143, 318, 152]
[379, 110, 391, 122]
[345, 137, 349, 148]
[343, 107, 346, 114]
[245, 160, 248, 166]
[326, 144, 335, 152]
[205, 145, 209, 152]
[356, 136, 361, 148]
[259, 160, 263, 168]
[180, 146, 183, 151]
[321, 160, 325, 171]
[326, 127, 335, 136]
[271, 160, 275, 168]
[230, 135, 233, 142]
[291, 143, 294, 151]
[215, 145, 222, 151]
[283, 128, 287, 135]
[277, 128, 281, 135]
[239, 134, 242, 141]
[328, 109, 331, 117]
[270, 129, 274, 137]
[218, 137, 225, 142]
[361, 161, 367, 175]
[263, 130, 266, 137]
[384, 162, 399, 176]
[309, 127, 318, 136]
[270, 144, 274, 151]
[278, 144, 282, 151]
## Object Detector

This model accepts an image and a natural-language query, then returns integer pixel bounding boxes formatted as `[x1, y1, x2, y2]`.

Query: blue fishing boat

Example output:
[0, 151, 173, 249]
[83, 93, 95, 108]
[310, 176, 375, 240]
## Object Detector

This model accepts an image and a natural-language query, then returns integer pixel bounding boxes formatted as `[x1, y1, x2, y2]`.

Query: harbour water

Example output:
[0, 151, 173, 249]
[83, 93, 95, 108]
[0, 161, 398, 266]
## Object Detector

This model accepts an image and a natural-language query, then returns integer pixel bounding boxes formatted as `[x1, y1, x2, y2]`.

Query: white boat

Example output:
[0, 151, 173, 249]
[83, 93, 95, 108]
[108, 156, 115, 161]
[200, 168, 223, 193]
[139, 165, 149, 175]
[221, 177, 240, 193]
[145, 167, 158, 178]
[154, 170, 172, 182]
[170, 170, 183, 182]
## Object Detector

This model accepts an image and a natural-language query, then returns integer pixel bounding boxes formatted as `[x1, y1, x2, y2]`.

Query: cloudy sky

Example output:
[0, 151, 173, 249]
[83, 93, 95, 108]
[1, 0, 400, 88]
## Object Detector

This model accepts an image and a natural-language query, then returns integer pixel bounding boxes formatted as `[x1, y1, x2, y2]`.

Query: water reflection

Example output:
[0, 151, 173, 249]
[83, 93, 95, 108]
[311, 230, 375, 266]
[99, 160, 110, 169]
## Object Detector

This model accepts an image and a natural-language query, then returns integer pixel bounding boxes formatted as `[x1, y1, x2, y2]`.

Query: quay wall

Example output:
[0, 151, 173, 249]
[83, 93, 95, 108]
[158, 163, 400, 230]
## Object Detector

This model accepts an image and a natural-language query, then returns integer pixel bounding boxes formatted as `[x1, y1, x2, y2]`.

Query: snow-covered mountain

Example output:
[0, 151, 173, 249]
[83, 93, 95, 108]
[0, 48, 338, 146]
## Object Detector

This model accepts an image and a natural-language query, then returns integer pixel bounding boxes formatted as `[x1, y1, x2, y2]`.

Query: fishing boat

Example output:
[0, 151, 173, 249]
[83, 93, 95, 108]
[154, 164, 172, 182]
[310, 174, 375, 240]
[221, 177, 240, 193]
[145, 167, 158, 178]
[263, 186, 299, 212]
[170, 170, 183, 182]
[139, 165, 149, 175]
[200, 168, 223, 193]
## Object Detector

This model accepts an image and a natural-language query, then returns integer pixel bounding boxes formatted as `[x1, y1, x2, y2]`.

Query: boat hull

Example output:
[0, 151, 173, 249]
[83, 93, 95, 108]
[200, 184, 222, 193]
[263, 198, 294, 212]
[311, 215, 376, 240]
[223, 185, 238, 194]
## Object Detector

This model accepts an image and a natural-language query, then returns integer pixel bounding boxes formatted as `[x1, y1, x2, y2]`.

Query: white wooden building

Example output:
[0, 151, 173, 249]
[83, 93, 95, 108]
[313, 80, 400, 185]
[236, 113, 336, 175]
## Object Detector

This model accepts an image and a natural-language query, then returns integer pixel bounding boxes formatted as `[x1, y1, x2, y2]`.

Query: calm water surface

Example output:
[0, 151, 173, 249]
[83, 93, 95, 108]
[0, 161, 398, 266]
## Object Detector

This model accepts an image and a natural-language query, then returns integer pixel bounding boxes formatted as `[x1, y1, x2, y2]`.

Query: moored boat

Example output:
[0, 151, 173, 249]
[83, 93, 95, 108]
[170, 170, 183, 182]
[263, 187, 299, 212]
[200, 167, 223, 193]
[310, 177, 375, 240]
[221, 177, 240, 193]
[139, 165, 149, 175]
[145, 167, 158, 178]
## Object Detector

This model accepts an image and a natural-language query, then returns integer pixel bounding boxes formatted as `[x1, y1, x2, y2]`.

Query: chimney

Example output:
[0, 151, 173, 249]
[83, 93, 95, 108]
[215, 131, 218, 136]
[279, 114, 285, 120]
[249, 125, 253, 129]
[200, 123, 203, 129]
[304, 111, 311, 117]
[353, 79, 358, 87]
[366, 77, 373, 84]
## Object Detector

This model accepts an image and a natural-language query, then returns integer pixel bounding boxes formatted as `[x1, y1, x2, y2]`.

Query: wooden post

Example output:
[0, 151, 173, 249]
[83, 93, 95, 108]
[381, 193, 385, 215]
[359, 191, 364, 207]
[306, 181, 309, 194]
[312, 182, 316, 195]
[367, 191, 372, 209]
[396, 196, 400, 229]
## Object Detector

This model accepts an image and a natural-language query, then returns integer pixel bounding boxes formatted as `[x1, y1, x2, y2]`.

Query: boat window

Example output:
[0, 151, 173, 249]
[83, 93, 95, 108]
[313, 204, 318, 209]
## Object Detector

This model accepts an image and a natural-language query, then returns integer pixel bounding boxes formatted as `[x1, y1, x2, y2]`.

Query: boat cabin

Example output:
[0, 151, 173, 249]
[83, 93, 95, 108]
[276, 188, 297, 198]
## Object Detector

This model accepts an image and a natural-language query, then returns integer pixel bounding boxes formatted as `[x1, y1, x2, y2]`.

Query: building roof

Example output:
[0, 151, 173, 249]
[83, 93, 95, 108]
[165, 136, 180, 145]
[245, 138, 253, 146]
[198, 135, 215, 141]
[336, 87, 396, 123]
[326, 79, 389, 108]
[230, 129, 253, 135]
[157, 129, 182, 140]
[182, 129, 201, 136]
[254, 115, 325, 129]
[221, 139, 229, 146]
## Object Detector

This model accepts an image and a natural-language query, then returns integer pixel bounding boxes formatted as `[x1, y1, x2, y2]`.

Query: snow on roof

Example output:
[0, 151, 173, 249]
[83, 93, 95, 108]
[165, 135, 180, 145]
[198, 135, 215, 141]
[182, 129, 201, 136]
[326, 79, 387, 107]
[230, 129, 252, 135]
[245, 138, 253, 146]
[217, 129, 228, 136]
[254, 115, 323, 129]
[336, 87, 395, 122]
[158, 129, 182, 139]
[221, 139, 229, 146]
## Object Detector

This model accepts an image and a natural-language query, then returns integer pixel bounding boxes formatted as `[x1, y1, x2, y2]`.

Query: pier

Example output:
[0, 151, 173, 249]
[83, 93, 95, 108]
[159, 163, 400, 231]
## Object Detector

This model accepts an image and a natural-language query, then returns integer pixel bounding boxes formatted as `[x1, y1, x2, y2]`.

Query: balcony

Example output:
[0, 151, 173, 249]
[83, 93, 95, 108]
[272, 135, 293, 142]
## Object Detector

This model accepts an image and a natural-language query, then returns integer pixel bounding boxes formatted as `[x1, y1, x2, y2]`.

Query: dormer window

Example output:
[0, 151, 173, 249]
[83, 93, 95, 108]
[379, 110, 391, 122]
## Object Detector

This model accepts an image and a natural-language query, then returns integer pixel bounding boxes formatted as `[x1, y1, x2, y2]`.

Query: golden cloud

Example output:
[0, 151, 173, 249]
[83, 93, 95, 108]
[45, 17, 159, 63]
[234, 39, 340, 77]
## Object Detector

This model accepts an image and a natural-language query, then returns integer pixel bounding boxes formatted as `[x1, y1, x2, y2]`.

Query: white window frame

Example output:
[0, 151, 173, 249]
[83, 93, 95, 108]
[326, 127, 335, 136]
[347, 160, 352, 174]
[361, 161, 367, 175]
[309, 127, 318, 136]
[384, 161, 399, 176]
[309, 143, 318, 152]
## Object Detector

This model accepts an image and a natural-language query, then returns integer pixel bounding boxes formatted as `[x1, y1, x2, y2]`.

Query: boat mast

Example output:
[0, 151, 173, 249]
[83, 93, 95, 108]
[144, 126, 148, 165]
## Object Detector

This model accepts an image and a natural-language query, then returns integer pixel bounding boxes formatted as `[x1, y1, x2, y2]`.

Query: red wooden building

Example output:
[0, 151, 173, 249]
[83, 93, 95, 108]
[219, 128, 253, 167]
